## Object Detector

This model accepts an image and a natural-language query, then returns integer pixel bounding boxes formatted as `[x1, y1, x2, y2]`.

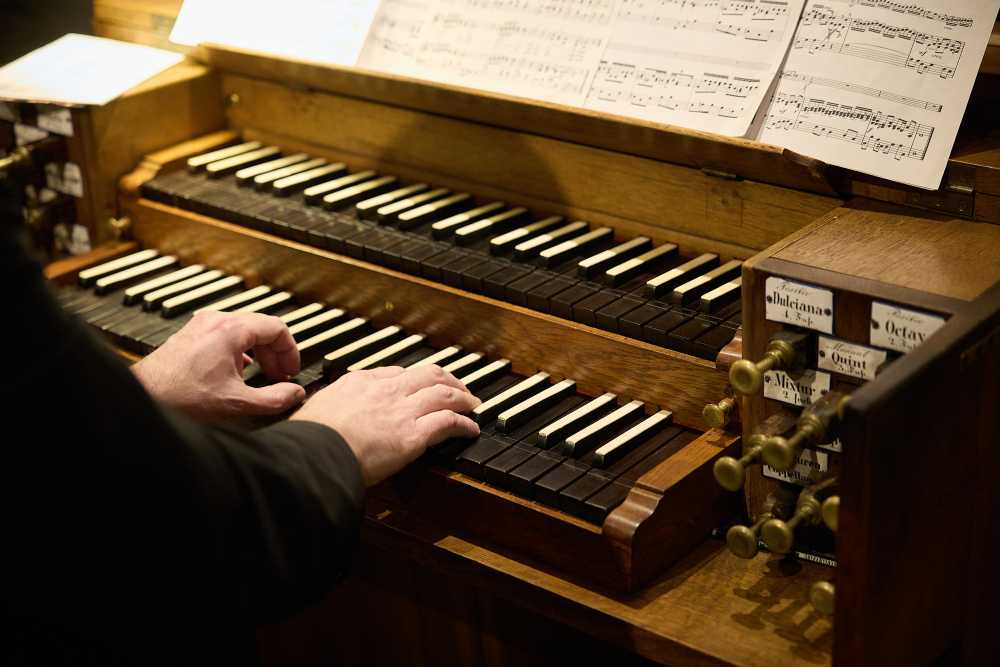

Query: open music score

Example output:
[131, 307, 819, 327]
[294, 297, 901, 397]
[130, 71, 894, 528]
[357, 0, 622, 105]
[763, 92, 935, 160]
[752, 0, 995, 190]
[794, 5, 965, 79]
[587, 61, 761, 118]
[617, 0, 794, 42]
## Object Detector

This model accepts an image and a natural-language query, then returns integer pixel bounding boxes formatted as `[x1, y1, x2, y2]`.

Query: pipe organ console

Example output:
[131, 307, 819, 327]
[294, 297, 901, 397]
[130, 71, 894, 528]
[43, 15, 1000, 667]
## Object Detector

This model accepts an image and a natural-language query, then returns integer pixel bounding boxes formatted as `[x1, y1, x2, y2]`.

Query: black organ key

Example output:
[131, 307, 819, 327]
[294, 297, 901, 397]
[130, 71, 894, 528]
[321, 175, 398, 210]
[442, 351, 488, 376]
[668, 259, 743, 306]
[432, 202, 505, 239]
[253, 157, 328, 190]
[584, 428, 700, 524]
[483, 264, 536, 300]
[323, 325, 406, 372]
[206, 146, 282, 178]
[405, 344, 464, 369]
[233, 290, 295, 314]
[187, 141, 262, 173]
[576, 236, 651, 280]
[272, 163, 348, 196]
[271, 317, 369, 375]
[514, 220, 587, 261]
[378, 188, 451, 226]
[508, 449, 567, 499]
[441, 253, 490, 288]
[304, 170, 377, 205]
[279, 302, 325, 325]
[536, 392, 618, 448]
[143, 269, 224, 311]
[539, 227, 614, 269]
[644, 253, 719, 299]
[396, 193, 474, 229]
[78, 249, 159, 287]
[347, 333, 428, 371]
[549, 281, 601, 320]
[594, 296, 647, 333]
[618, 301, 671, 339]
[526, 275, 580, 313]
[572, 289, 628, 326]
[496, 379, 577, 434]
[471, 372, 551, 425]
[430, 374, 523, 468]
[287, 308, 348, 341]
[489, 216, 564, 255]
[563, 400, 646, 458]
[604, 243, 679, 287]
[453, 207, 531, 247]
[698, 276, 742, 313]
[194, 284, 274, 314]
[456, 358, 512, 393]
[161, 275, 244, 317]
[235, 153, 309, 186]
[667, 316, 719, 355]
[642, 308, 695, 347]
[93, 255, 178, 295]
[592, 410, 673, 469]
[355, 184, 429, 221]
[693, 321, 739, 360]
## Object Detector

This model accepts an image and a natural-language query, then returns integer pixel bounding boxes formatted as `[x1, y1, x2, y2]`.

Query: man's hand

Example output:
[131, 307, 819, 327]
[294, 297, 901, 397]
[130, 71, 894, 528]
[131, 311, 306, 420]
[291, 365, 481, 486]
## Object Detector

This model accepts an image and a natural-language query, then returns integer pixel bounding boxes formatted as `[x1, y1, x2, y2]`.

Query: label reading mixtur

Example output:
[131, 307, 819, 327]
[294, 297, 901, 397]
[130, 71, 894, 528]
[870, 301, 946, 353]
[817, 336, 887, 380]
[763, 368, 831, 407]
[765, 277, 834, 334]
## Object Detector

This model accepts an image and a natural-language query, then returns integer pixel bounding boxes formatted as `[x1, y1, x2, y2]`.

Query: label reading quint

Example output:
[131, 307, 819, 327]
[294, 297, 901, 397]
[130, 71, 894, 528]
[763, 368, 831, 407]
[817, 336, 887, 381]
[870, 301, 946, 353]
[765, 277, 834, 334]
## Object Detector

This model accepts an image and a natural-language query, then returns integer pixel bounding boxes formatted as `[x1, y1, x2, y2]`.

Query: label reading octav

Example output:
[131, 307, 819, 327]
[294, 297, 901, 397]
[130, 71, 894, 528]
[870, 301, 945, 353]
[764, 447, 829, 487]
[765, 277, 834, 334]
[817, 336, 887, 381]
[763, 368, 831, 407]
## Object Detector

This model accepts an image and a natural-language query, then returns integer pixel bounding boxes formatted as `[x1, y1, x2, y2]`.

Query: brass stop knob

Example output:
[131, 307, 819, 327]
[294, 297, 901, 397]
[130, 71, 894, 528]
[714, 433, 764, 491]
[810, 581, 835, 616]
[822, 495, 840, 533]
[761, 495, 821, 554]
[703, 396, 736, 429]
[729, 339, 797, 396]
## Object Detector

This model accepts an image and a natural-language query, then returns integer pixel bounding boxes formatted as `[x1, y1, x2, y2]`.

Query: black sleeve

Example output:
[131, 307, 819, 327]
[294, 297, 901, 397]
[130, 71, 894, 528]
[3, 178, 366, 647]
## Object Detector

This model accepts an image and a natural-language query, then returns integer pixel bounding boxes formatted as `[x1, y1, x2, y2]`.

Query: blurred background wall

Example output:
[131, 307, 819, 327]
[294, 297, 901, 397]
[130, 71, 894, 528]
[1, 0, 94, 65]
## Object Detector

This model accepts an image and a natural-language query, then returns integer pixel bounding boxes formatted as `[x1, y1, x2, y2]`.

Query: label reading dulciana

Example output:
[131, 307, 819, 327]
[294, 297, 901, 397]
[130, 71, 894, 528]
[763, 369, 831, 407]
[763, 447, 829, 487]
[817, 336, 887, 381]
[765, 277, 834, 334]
[870, 301, 946, 353]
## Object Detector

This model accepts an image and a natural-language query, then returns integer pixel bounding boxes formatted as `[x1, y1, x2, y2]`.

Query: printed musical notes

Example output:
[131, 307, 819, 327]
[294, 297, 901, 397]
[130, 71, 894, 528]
[763, 92, 935, 159]
[794, 5, 965, 79]
[584, 0, 806, 134]
[753, 0, 996, 190]
[357, 0, 621, 105]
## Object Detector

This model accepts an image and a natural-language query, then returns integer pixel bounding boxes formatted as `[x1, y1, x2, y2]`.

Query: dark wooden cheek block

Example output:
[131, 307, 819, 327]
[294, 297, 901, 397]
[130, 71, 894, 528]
[132, 198, 741, 593]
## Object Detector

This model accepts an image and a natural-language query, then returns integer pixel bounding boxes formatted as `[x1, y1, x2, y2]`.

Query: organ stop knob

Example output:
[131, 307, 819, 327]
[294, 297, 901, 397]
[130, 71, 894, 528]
[729, 330, 812, 396]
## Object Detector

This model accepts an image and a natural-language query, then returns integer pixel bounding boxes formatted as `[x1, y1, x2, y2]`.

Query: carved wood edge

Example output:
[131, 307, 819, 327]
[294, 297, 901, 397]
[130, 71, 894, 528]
[119, 130, 240, 205]
[43, 239, 140, 286]
[715, 325, 743, 372]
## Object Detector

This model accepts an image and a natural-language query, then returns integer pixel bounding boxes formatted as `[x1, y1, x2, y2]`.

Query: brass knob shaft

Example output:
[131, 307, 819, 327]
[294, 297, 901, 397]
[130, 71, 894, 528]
[761, 413, 826, 471]
[0, 146, 31, 173]
[729, 339, 797, 396]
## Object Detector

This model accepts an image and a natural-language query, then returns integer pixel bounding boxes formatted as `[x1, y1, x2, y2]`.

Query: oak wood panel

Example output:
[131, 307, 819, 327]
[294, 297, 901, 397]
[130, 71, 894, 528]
[132, 199, 730, 426]
[358, 493, 834, 667]
[43, 239, 139, 286]
[221, 74, 840, 253]
[772, 199, 1000, 302]
[199, 44, 842, 197]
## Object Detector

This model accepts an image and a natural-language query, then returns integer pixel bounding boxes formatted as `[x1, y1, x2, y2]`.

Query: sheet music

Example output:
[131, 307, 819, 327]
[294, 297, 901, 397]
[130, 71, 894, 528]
[170, 0, 383, 66]
[753, 0, 998, 190]
[356, 0, 623, 106]
[582, 0, 808, 135]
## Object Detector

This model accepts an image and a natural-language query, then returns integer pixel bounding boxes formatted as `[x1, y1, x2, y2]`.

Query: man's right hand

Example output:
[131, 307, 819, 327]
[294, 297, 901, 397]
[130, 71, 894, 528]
[291, 365, 481, 486]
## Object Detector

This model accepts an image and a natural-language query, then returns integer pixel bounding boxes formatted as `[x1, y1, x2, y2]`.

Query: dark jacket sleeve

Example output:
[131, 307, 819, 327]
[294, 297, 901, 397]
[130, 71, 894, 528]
[3, 178, 366, 646]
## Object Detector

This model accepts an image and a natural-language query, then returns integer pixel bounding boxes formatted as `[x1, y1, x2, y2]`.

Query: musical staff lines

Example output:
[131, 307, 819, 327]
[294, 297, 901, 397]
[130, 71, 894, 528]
[821, 0, 973, 28]
[587, 60, 761, 117]
[779, 71, 942, 111]
[763, 92, 935, 160]
[438, 0, 619, 25]
[794, 5, 964, 78]
[607, 41, 771, 69]
[616, 0, 793, 42]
